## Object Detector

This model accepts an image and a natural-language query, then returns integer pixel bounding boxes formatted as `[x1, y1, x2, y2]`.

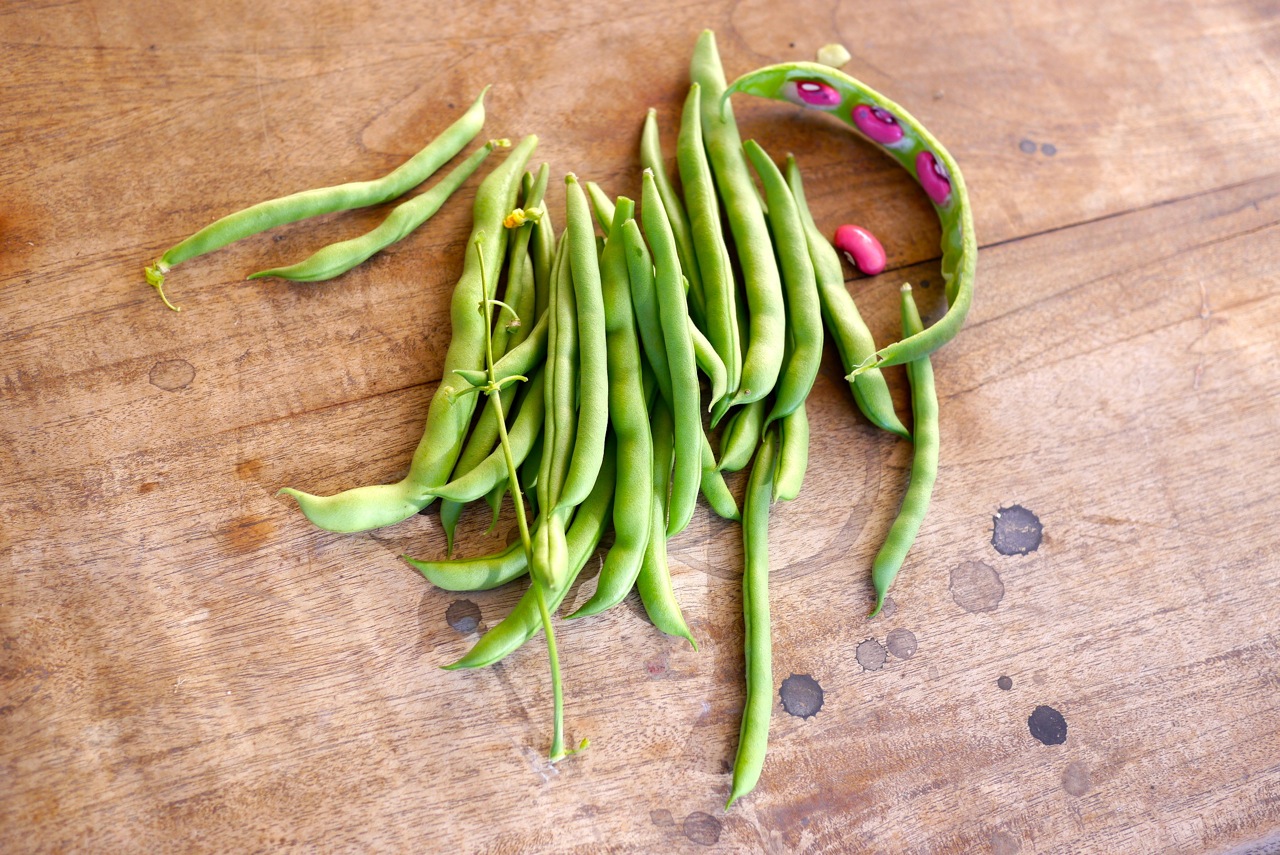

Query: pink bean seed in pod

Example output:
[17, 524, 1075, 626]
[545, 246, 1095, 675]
[915, 151, 952, 206]
[785, 79, 842, 109]
[833, 225, 886, 275]
[852, 105, 904, 145]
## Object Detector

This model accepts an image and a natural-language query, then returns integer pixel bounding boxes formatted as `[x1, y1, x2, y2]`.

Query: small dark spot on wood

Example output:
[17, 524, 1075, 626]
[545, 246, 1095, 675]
[789, 42, 796, 48]
[221, 516, 276, 554]
[447, 103, 456, 110]
[1041, 143, 1057, 156]
[992, 505, 1043, 555]
[445, 599, 481, 634]
[1062, 760, 1091, 796]
[997, 675, 1013, 691]
[650, 808, 673, 827]
[149, 359, 195, 391]
[780, 674, 824, 718]
[683, 811, 722, 845]
[1019, 139, 1036, 154]
[1028, 705, 1068, 746]
[885, 628, 917, 659]
[917, 278, 931, 289]
[991, 829, 1022, 855]
[950, 561, 1005, 612]
[273, 234, 285, 242]
[235, 459, 263, 481]
[138, 482, 158, 494]
[856, 638, 887, 672]
[645, 653, 669, 678]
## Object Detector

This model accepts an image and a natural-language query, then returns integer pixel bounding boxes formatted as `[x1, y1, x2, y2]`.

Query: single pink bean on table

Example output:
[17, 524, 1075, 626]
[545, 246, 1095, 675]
[833, 224, 886, 275]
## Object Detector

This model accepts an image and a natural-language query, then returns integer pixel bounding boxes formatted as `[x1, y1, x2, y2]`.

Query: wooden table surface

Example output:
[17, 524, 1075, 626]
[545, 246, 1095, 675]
[4, 1, 1279, 852]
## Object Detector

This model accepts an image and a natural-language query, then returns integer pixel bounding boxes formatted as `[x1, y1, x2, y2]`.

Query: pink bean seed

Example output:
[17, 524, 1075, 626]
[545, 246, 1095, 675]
[788, 79, 842, 108]
[833, 224, 886, 275]
[852, 105, 904, 145]
[915, 151, 952, 206]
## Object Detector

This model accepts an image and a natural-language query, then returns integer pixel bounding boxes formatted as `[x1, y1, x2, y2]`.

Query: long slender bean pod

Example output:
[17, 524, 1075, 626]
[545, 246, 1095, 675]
[249, 140, 505, 282]
[727, 426, 779, 808]
[640, 108, 706, 325]
[741, 141, 823, 426]
[689, 313, 728, 408]
[700, 429, 741, 521]
[444, 440, 617, 670]
[773, 402, 808, 502]
[146, 87, 492, 309]
[636, 397, 697, 647]
[677, 82, 740, 407]
[724, 63, 976, 370]
[620, 217, 674, 407]
[585, 181, 617, 232]
[279, 135, 538, 533]
[641, 171, 701, 537]
[718, 397, 768, 473]
[785, 156, 908, 437]
[869, 284, 939, 617]
[558, 175, 609, 510]
[692, 31, 785, 405]
[404, 537, 527, 592]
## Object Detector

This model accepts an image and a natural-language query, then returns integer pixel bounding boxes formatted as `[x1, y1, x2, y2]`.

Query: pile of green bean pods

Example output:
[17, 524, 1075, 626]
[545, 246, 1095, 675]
[149, 30, 974, 809]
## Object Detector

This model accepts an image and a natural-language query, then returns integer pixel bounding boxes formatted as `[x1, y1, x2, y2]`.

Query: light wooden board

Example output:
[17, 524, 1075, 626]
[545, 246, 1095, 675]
[3, 1, 1279, 852]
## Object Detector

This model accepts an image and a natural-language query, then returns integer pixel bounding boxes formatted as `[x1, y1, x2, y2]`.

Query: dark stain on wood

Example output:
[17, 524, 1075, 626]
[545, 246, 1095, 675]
[1028, 705, 1068, 746]
[681, 811, 722, 845]
[885, 628, 917, 659]
[148, 359, 196, 391]
[992, 505, 1043, 555]
[950, 561, 1005, 612]
[856, 638, 887, 672]
[221, 516, 276, 554]
[998, 675, 1014, 691]
[445, 599, 481, 634]
[779, 673, 824, 718]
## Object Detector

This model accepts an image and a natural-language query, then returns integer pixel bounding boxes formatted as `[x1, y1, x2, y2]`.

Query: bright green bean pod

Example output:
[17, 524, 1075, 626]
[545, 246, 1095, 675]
[635, 397, 697, 647]
[742, 140, 823, 427]
[249, 139, 505, 282]
[785, 156, 908, 438]
[869, 284, 939, 617]
[699, 429, 741, 521]
[568, 197, 653, 618]
[718, 397, 768, 473]
[279, 135, 538, 533]
[727, 425, 779, 809]
[689, 312, 727, 408]
[585, 181, 617, 232]
[530, 166, 557, 321]
[146, 87, 492, 309]
[557, 175, 609, 510]
[692, 30, 785, 406]
[773, 402, 808, 502]
[404, 537, 526, 592]
[444, 438, 617, 670]
[724, 63, 976, 371]
[677, 82, 740, 407]
[620, 217, 674, 408]
[640, 171, 701, 538]
[640, 108, 706, 327]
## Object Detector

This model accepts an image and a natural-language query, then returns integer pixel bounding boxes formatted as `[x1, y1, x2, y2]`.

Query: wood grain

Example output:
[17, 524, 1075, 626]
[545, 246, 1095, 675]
[3, 0, 1279, 852]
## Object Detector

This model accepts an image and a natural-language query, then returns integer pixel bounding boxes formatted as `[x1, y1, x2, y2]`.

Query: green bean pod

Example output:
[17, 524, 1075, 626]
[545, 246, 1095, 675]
[557, 175, 610, 510]
[785, 157, 908, 438]
[620, 217, 674, 408]
[146, 87, 492, 308]
[726, 425, 779, 809]
[742, 141, 823, 427]
[568, 198, 654, 619]
[443, 438, 617, 670]
[692, 31, 785, 406]
[585, 181, 617, 232]
[699, 429, 741, 521]
[724, 63, 976, 370]
[689, 312, 728, 409]
[404, 538, 526, 592]
[530, 168, 558, 321]
[677, 82, 740, 408]
[718, 397, 768, 473]
[636, 397, 697, 647]
[773, 402, 808, 502]
[640, 108, 706, 326]
[249, 139, 505, 282]
[869, 284, 939, 616]
[279, 135, 538, 533]
[640, 170, 701, 538]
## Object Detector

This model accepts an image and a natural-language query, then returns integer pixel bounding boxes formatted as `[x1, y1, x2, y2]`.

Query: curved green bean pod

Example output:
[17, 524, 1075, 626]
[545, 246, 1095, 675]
[869, 284, 939, 617]
[568, 196, 653, 619]
[718, 397, 767, 473]
[785, 156, 908, 438]
[444, 438, 617, 670]
[727, 425, 779, 809]
[640, 108, 706, 326]
[724, 63, 976, 370]
[689, 312, 727, 408]
[146, 87, 491, 309]
[279, 135, 538, 533]
[636, 397, 697, 647]
[249, 139, 505, 282]
[742, 141, 823, 427]
[585, 181, 616, 232]
[530, 170, 558, 322]
[677, 82, 740, 408]
[699, 429, 741, 521]
[692, 31, 785, 406]
[640, 170, 701, 538]
[558, 175, 609, 510]
[619, 217, 674, 408]
[404, 538, 526, 592]
[773, 402, 808, 502]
